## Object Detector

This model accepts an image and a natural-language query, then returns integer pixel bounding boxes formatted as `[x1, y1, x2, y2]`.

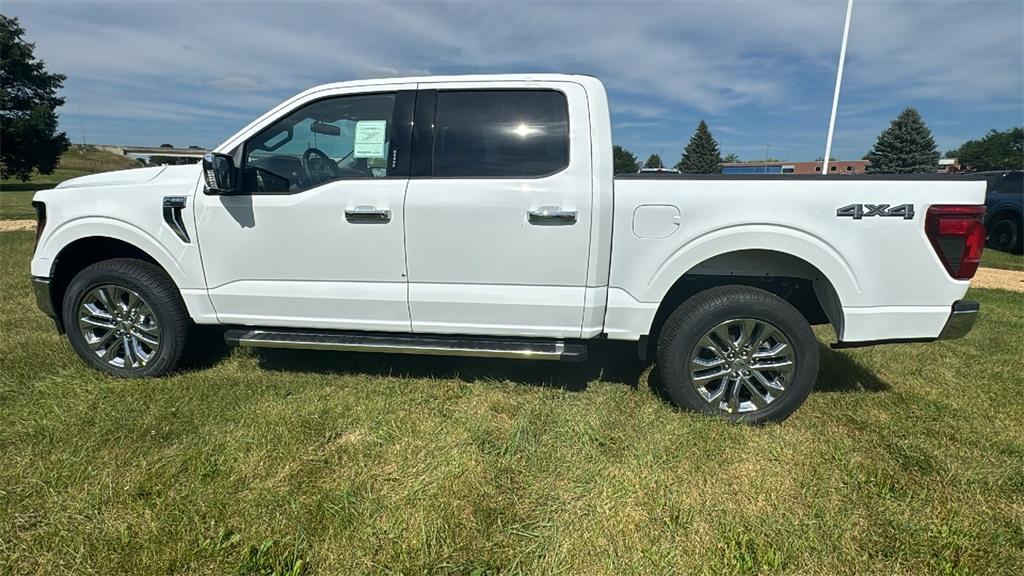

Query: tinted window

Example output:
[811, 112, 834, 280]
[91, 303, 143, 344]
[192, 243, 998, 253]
[243, 93, 396, 193]
[432, 90, 569, 177]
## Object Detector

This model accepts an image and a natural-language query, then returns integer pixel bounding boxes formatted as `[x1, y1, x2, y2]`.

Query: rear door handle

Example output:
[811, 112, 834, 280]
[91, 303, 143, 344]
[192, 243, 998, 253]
[528, 206, 577, 224]
[345, 207, 391, 223]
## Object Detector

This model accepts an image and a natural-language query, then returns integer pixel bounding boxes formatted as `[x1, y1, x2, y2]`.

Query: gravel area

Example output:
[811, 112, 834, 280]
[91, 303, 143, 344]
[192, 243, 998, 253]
[0, 219, 34, 232]
[972, 266, 1024, 293]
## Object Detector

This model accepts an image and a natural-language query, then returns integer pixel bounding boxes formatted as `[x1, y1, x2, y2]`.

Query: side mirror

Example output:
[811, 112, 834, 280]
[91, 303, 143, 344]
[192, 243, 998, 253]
[202, 153, 239, 194]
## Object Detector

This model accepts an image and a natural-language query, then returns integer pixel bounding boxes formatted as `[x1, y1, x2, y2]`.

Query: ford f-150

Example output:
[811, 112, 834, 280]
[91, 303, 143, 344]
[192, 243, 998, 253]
[30, 74, 986, 422]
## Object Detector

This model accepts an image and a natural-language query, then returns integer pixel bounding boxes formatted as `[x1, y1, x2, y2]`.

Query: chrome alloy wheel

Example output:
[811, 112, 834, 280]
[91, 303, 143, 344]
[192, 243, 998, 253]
[688, 318, 795, 414]
[77, 284, 161, 369]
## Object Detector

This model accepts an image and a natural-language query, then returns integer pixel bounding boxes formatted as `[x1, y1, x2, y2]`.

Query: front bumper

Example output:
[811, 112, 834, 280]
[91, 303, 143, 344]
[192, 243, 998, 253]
[937, 300, 979, 340]
[32, 276, 55, 317]
[32, 276, 63, 333]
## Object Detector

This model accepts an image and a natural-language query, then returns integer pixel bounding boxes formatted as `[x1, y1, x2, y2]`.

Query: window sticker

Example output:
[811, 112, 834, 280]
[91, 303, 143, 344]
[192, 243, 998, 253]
[353, 120, 387, 158]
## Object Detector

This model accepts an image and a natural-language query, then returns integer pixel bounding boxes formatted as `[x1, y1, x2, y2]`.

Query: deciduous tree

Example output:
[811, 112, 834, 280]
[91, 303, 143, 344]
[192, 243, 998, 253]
[950, 127, 1023, 172]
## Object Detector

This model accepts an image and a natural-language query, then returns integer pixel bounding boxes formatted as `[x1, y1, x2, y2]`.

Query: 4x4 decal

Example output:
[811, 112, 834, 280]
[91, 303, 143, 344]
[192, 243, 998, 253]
[836, 203, 915, 220]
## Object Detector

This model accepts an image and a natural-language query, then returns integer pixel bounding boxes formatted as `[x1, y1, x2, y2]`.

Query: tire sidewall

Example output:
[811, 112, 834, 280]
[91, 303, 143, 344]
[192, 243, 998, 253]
[990, 218, 1021, 253]
[659, 290, 820, 423]
[63, 264, 182, 378]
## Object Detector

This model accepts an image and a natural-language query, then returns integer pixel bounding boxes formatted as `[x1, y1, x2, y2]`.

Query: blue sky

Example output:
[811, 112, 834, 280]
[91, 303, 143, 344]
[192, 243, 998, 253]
[7, 0, 1023, 163]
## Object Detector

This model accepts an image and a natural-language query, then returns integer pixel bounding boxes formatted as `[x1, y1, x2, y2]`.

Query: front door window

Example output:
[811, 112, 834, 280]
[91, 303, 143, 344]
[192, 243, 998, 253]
[242, 93, 397, 193]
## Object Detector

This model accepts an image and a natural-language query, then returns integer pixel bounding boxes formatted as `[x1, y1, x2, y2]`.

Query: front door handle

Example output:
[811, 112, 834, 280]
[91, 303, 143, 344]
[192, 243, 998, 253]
[528, 206, 577, 225]
[345, 207, 391, 223]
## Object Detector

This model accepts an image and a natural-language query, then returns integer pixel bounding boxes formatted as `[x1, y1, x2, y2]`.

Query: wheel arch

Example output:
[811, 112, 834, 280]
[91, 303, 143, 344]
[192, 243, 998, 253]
[48, 235, 177, 332]
[642, 248, 845, 358]
[988, 205, 1022, 225]
[987, 205, 1022, 225]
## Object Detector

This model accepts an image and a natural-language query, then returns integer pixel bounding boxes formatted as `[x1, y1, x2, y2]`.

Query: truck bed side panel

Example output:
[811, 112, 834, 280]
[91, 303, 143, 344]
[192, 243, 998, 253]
[606, 178, 986, 343]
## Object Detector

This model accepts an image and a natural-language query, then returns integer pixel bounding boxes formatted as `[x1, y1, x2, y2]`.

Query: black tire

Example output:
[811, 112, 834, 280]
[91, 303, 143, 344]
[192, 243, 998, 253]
[63, 258, 191, 377]
[656, 285, 819, 424]
[987, 216, 1022, 254]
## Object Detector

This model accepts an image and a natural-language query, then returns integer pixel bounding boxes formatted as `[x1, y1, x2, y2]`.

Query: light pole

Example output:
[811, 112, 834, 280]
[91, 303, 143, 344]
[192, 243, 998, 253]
[823, 0, 854, 175]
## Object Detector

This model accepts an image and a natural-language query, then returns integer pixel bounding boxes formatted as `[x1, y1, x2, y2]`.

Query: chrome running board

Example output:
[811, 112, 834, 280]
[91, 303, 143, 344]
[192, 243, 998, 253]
[224, 329, 587, 362]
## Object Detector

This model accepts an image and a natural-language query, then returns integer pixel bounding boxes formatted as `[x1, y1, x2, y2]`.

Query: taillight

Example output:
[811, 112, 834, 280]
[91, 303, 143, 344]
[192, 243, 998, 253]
[31, 201, 46, 248]
[925, 205, 986, 280]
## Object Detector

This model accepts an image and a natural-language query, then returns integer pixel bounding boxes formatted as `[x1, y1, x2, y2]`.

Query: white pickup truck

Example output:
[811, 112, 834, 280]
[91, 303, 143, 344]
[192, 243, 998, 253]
[30, 74, 986, 422]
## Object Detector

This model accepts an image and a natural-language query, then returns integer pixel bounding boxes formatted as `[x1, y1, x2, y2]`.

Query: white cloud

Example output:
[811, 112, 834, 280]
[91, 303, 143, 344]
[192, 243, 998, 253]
[206, 75, 264, 92]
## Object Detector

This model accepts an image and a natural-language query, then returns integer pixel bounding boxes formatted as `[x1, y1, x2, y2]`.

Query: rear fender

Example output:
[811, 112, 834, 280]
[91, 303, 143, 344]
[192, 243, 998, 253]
[644, 224, 861, 305]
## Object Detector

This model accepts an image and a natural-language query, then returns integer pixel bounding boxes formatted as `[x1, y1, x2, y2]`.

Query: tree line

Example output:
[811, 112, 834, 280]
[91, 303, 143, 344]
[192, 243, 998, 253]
[615, 109, 1022, 175]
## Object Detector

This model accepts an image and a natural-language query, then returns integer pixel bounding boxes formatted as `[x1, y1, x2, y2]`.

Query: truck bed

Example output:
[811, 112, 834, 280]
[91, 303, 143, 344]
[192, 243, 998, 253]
[604, 175, 987, 343]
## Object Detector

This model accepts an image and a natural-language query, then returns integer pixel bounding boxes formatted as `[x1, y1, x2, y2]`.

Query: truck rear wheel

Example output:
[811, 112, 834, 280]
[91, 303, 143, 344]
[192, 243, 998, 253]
[656, 285, 819, 423]
[63, 258, 191, 378]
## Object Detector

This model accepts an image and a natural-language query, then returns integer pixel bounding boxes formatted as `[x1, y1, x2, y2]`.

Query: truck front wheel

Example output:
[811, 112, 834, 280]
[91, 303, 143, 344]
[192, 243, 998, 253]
[656, 285, 819, 423]
[63, 258, 191, 378]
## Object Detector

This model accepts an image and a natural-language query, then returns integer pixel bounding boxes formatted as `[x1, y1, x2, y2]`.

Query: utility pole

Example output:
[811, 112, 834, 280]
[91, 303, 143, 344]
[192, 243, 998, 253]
[78, 107, 87, 148]
[823, 0, 854, 175]
[764, 144, 773, 174]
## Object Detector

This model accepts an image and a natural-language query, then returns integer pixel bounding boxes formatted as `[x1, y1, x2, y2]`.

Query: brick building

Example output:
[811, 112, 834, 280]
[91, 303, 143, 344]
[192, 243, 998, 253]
[722, 160, 870, 175]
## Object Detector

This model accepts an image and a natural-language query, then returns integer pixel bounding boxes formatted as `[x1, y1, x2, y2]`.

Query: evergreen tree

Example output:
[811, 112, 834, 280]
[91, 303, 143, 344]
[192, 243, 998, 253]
[644, 154, 663, 169]
[865, 107, 940, 174]
[612, 144, 640, 174]
[677, 120, 722, 173]
[0, 15, 70, 181]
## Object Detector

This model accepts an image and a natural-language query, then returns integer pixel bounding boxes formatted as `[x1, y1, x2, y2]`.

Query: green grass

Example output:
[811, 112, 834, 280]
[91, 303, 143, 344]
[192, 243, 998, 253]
[982, 248, 1024, 271]
[2, 229, 1023, 575]
[0, 190, 36, 220]
[0, 146, 144, 219]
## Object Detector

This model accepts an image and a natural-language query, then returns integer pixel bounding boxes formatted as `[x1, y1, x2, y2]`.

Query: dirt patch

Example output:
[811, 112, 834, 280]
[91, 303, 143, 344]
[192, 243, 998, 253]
[0, 219, 34, 232]
[973, 267, 1024, 292]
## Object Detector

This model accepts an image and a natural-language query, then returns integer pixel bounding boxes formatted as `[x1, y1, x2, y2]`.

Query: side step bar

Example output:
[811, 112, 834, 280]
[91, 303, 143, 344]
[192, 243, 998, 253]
[224, 329, 588, 362]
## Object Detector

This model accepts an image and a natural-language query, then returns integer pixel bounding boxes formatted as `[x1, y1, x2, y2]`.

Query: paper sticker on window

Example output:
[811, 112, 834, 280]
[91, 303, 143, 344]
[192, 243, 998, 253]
[353, 120, 387, 158]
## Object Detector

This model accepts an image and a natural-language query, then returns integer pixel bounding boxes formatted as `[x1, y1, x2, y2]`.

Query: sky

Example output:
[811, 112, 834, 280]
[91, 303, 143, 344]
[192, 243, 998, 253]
[6, 0, 1023, 163]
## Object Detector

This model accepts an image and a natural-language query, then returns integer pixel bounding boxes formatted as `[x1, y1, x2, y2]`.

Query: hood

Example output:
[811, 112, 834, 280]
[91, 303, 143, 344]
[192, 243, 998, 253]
[55, 164, 202, 190]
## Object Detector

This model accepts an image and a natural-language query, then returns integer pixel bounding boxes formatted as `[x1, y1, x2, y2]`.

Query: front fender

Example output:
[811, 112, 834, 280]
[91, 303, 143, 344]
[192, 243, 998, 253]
[32, 216, 197, 289]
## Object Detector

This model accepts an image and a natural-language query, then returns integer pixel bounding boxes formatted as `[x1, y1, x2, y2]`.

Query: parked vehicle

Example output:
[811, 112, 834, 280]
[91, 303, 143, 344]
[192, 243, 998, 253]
[30, 74, 987, 422]
[978, 170, 1023, 253]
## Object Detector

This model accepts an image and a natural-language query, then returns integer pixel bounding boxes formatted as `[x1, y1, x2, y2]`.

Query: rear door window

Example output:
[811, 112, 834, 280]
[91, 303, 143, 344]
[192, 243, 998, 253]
[431, 90, 569, 178]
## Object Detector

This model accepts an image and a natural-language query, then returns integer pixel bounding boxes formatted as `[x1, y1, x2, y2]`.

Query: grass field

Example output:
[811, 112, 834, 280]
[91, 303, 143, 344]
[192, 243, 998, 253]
[0, 146, 143, 220]
[1, 229, 1022, 575]
[982, 248, 1024, 271]
[0, 190, 36, 220]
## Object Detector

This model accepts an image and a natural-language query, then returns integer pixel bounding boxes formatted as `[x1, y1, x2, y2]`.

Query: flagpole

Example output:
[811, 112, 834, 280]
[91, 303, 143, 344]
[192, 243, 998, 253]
[823, 0, 854, 174]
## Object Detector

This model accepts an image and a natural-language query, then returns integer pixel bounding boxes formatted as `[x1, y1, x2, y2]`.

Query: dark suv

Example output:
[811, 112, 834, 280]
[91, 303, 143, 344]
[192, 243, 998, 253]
[979, 170, 1023, 253]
